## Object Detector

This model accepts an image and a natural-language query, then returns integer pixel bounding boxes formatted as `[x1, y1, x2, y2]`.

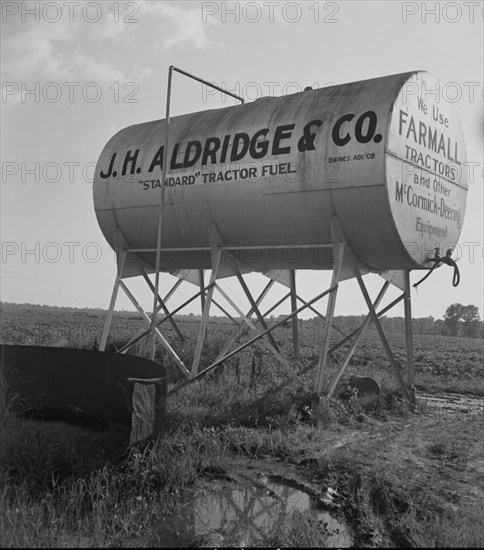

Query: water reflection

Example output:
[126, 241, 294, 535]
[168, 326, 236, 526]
[158, 481, 352, 547]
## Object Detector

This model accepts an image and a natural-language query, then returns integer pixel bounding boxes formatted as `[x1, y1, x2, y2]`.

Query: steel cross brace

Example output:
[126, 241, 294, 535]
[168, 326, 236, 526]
[140, 269, 185, 343]
[311, 218, 414, 403]
[228, 255, 280, 354]
[353, 265, 412, 402]
[290, 270, 299, 358]
[213, 279, 276, 363]
[190, 227, 223, 377]
[259, 288, 408, 398]
[313, 240, 345, 396]
[295, 294, 347, 338]
[118, 282, 214, 354]
[326, 281, 390, 397]
[329, 218, 412, 402]
[101, 260, 184, 355]
[225, 255, 309, 385]
[117, 275, 254, 361]
[330, 292, 405, 355]
[167, 284, 337, 396]
[118, 280, 189, 377]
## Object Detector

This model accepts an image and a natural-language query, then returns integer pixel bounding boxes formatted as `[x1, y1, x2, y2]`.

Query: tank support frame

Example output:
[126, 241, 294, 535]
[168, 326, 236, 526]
[99, 58, 417, 400]
[312, 218, 414, 403]
[99, 217, 416, 405]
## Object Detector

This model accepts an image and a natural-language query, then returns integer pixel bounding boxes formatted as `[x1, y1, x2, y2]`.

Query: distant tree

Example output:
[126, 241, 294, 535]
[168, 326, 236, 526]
[461, 304, 480, 323]
[461, 305, 481, 338]
[435, 319, 445, 336]
[443, 303, 464, 336]
[444, 303, 481, 337]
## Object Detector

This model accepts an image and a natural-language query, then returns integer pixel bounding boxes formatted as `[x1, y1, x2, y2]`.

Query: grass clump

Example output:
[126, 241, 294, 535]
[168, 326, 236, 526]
[1, 324, 482, 547]
[264, 510, 330, 547]
[0, 426, 228, 547]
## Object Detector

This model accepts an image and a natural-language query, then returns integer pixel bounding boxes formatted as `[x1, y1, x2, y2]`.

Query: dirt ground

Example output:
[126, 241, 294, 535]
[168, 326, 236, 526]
[178, 392, 484, 547]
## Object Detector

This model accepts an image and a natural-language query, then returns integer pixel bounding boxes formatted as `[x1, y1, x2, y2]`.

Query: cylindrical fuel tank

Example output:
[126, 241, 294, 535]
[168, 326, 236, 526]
[93, 71, 468, 277]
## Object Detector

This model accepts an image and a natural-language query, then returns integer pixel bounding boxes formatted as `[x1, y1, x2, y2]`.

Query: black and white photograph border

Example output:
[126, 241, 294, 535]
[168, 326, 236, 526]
[1, 1, 483, 547]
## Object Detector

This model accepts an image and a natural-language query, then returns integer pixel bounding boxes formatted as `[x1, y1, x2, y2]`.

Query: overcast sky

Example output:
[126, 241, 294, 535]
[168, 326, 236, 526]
[1, 0, 483, 321]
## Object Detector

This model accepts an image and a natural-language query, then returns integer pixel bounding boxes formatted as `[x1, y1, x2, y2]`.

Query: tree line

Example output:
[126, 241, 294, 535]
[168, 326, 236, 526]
[298, 303, 483, 339]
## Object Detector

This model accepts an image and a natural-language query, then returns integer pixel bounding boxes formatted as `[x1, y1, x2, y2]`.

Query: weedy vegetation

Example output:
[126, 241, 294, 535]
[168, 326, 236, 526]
[1, 303, 483, 547]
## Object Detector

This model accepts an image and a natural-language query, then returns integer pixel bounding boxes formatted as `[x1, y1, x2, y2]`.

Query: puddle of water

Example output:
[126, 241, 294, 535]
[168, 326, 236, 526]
[156, 480, 353, 547]
[418, 393, 484, 416]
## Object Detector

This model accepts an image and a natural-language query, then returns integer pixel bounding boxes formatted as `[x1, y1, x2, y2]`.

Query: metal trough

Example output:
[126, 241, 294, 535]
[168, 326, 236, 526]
[1, 345, 168, 462]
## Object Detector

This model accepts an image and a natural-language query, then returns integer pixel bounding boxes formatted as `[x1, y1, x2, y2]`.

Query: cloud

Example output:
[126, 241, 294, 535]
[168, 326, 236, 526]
[132, 66, 153, 82]
[71, 50, 127, 82]
[1, 15, 143, 86]
[142, 1, 221, 50]
[0, 2, 197, 109]
[218, 0, 296, 24]
[89, 8, 136, 41]
[0, 267, 24, 278]
[1, 82, 21, 107]
[2, 21, 77, 81]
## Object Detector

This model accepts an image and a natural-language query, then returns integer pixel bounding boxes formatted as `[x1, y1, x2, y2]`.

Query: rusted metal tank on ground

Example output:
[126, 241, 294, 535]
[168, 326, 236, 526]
[1, 345, 168, 462]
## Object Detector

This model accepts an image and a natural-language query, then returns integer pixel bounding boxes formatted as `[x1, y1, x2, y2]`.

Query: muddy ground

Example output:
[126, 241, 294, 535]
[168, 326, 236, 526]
[131, 391, 484, 547]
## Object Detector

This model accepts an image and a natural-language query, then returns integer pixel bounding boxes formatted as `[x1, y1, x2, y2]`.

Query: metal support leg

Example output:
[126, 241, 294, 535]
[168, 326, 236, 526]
[261, 288, 406, 398]
[326, 281, 390, 397]
[331, 293, 405, 354]
[296, 294, 347, 338]
[404, 270, 416, 404]
[199, 269, 206, 312]
[214, 283, 256, 329]
[211, 297, 239, 325]
[163, 278, 183, 304]
[199, 269, 207, 344]
[191, 248, 222, 377]
[290, 270, 299, 359]
[314, 243, 345, 396]
[214, 279, 275, 362]
[353, 266, 411, 402]
[99, 251, 127, 351]
[141, 270, 185, 343]
[147, 68, 173, 361]
[213, 288, 290, 369]
[118, 284, 212, 355]
[259, 340, 310, 391]
[119, 280, 189, 377]
[168, 284, 336, 396]
[230, 256, 280, 354]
